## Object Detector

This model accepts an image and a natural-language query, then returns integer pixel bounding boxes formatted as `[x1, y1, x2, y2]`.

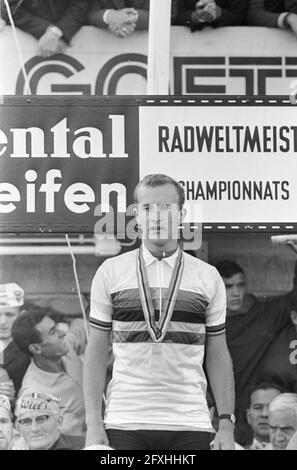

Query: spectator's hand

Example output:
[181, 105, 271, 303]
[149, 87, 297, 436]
[85, 424, 109, 448]
[109, 21, 136, 38]
[0, 380, 15, 401]
[211, 422, 235, 450]
[37, 30, 66, 58]
[287, 13, 297, 36]
[192, 0, 213, 24]
[57, 39, 67, 54]
[196, 0, 222, 23]
[106, 8, 138, 32]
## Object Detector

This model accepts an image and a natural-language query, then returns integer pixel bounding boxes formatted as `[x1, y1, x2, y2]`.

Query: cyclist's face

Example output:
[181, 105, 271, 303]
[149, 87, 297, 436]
[136, 183, 183, 245]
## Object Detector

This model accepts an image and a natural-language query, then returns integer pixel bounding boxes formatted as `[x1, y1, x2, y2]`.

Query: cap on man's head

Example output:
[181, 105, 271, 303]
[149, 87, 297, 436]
[0, 283, 24, 308]
[0, 394, 12, 417]
[15, 392, 61, 420]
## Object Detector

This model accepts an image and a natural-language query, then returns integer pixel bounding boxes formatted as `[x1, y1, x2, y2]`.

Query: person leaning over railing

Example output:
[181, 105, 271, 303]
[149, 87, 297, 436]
[173, 0, 249, 30]
[87, 0, 150, 38]
[0, 0, 90, 57]
[247, 0, 297, 37]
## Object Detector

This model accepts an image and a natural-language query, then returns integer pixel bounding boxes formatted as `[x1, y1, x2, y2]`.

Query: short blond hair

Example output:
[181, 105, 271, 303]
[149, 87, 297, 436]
[133, 174, 185, 209]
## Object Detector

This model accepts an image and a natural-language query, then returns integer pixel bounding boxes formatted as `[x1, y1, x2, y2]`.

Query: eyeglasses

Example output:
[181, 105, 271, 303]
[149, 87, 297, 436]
[17, 414, 52, 427]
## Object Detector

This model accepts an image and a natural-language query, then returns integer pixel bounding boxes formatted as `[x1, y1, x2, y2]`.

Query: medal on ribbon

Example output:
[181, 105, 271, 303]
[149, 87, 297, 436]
[136, 246, 184, 343]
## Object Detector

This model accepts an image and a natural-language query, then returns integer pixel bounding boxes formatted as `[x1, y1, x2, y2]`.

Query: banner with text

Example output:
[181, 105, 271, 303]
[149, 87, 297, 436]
[139, 102, 297, 224]
[0, 97, 139, 232]
[1, 96, 297, 232]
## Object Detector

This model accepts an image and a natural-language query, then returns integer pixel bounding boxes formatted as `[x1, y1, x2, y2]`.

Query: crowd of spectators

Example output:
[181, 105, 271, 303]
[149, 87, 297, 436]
[1, 255, 297, 451]
[1, 1, 297, 57]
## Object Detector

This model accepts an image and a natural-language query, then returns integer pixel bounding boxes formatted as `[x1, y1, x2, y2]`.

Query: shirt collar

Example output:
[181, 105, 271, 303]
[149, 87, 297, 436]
[141, 244, 180, 269]
[252, 438, 269, 449]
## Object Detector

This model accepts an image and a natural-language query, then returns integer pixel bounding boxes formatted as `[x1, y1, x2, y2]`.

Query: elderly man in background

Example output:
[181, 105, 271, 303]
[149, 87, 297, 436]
[0, 283, 29, 398]
[88, 0, 149, 37]
[15, 393, 84, 450]
[267, 393, 297, 450]
[0, 0, 90, 57]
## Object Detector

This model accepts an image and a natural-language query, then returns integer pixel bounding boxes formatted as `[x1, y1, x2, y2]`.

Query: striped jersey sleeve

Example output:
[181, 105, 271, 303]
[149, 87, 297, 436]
[90, 263, 113, 332]
[205, 268, 226, 337]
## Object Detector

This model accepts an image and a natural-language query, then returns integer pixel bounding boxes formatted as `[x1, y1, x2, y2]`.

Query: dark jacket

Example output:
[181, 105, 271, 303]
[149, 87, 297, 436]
[88, 0, 150, 30]
[174, 0, 249, 30]
[1, 0, 90, 43]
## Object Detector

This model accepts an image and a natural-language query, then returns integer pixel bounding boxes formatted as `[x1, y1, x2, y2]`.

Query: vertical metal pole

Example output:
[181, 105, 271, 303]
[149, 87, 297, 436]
[147, 0, 172, 95]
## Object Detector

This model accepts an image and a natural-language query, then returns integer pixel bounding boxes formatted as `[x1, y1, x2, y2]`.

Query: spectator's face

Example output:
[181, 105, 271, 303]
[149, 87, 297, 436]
[136, 184, 183, 247]
[222, 273, 245, 313]
[17, 413, 61, 450]
[0, 307, 19, 340]
[0, 408, 13, 450]
[247, 389, 281, 442]
[269, 409, 297, 450]
[34, 316, 69, 359]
